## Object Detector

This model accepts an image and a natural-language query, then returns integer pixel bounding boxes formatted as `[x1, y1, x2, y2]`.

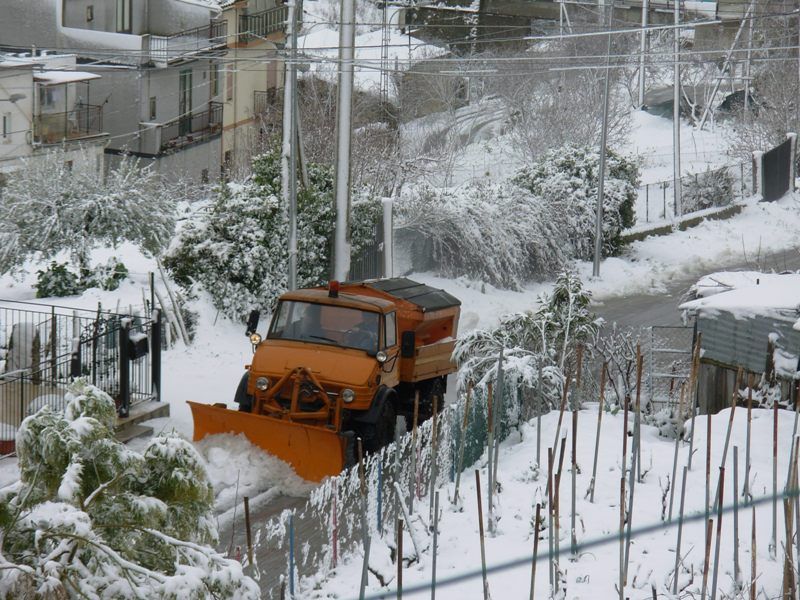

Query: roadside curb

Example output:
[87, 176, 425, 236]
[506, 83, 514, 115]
[621, 203, 745, 244]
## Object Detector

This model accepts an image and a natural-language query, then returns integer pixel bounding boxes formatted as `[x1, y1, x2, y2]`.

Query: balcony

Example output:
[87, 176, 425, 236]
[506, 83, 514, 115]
[254, 89, 278, 114]
[33, 104, 104, 145]
[239, 6, 289, 43]
[145, 20, 228, 68]
[155, 102, 222, 154]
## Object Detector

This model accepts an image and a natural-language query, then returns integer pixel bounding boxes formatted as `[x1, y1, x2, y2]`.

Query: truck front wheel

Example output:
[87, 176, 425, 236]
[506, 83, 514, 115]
[362, 395, 397, 453]
[234, 372, 253, 413]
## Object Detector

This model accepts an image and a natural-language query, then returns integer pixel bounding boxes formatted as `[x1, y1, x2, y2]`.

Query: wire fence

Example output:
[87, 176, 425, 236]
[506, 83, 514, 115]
[634, 161, 753, 224]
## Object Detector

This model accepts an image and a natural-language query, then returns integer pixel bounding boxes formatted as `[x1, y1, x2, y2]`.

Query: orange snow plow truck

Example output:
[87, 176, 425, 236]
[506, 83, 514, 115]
[188, 278, 460, 482]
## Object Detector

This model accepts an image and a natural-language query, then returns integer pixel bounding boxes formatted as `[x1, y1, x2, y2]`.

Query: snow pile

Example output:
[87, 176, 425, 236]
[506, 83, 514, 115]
[681, 271, 800, 320]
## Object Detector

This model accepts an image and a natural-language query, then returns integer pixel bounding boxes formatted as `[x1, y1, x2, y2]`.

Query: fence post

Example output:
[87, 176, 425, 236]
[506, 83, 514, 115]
[70, 337, 81, 379]
[50, 306, 57, 380]
[119, 318, 131, 418]
[752, 150, 764, 200]
[151, 308, 162, 403]
[787, 132, 797, 192]
[382, 198, 394, 278]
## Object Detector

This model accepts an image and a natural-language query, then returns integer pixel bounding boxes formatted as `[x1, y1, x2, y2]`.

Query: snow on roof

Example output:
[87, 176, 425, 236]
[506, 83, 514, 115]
[680, 271, 800, 322]
[34, 71, 101, 85]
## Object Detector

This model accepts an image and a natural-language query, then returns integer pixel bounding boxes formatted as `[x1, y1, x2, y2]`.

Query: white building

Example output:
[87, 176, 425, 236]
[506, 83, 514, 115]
[0, 53, 108, 176]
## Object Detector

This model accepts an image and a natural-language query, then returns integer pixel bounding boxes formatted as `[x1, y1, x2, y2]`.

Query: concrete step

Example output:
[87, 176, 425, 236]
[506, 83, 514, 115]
[115, 401, 170, 431]
[115, 423, 153, 444]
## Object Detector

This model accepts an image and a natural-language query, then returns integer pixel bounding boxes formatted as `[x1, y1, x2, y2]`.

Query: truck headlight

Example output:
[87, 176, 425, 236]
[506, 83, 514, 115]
[255, 376, 270, 391]
[250, 333, 262, 345]
[376, 351, 388, 363]
[342, 388, 355, 403]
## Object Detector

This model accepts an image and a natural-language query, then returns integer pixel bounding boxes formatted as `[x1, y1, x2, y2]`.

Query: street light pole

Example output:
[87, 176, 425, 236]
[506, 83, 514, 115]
[593, 0, 614, 278]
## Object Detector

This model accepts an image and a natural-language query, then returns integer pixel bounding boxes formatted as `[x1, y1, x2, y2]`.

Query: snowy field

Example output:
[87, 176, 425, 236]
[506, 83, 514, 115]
[312, 404, 797, 599]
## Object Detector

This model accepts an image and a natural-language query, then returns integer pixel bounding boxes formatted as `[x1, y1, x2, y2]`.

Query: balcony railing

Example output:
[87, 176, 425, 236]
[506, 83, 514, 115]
[33, 104, 104, 145]
[147, 20, 227, 67]
[254, 89, 278, 114]
[239, 5, 288, 42]
[157, 101, 222, 154]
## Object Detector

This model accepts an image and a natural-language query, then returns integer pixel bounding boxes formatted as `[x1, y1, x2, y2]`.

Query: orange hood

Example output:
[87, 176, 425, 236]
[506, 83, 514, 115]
[250, 340, 378, 388]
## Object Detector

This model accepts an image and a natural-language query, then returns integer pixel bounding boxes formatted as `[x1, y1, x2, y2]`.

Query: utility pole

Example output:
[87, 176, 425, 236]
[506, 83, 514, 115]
[744, 0, 754, 121]
[333, 0, 356, 281]
[281, 0, 298, 290]
[593, 0, 614, 278]
[637, 0, 649, 108]
[673, 0, 682, 218]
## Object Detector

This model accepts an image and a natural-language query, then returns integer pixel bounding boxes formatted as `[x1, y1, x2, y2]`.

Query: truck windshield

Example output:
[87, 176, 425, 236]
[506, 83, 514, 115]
[268, 301, 380, 353]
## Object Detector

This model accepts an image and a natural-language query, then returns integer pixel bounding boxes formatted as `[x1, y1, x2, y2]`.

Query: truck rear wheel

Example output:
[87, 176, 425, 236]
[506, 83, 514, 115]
[234, 372, 253, 413]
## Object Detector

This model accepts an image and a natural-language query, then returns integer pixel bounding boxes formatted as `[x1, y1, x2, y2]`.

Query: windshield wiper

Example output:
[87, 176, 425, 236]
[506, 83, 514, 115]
[308, 334, 338, 344]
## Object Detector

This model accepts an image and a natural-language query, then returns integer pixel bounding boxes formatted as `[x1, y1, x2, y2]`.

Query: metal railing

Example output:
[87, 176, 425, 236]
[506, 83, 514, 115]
[0, 300, 161, 448]
[645, 325, 694, 411]
[239, 5, 288, 42]
[635, 161, 753, 224]
[147, 19, 227, 66]
[254, 89, 278, 114]
[158, 101, 222, 153]
[33, 104, 103, 144]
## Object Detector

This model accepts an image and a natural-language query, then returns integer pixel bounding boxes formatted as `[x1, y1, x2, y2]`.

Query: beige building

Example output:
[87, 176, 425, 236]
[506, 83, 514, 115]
[219, 0, 288, 176]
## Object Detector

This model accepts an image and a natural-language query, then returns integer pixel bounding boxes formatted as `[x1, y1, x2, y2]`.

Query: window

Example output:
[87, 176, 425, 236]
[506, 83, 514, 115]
[210, 64, 219, 97]
[225, 68, 234, 102]
[149, 96, 157, 120]
[384, 312, 397, 348]
[116, 0, 131, 33]
[2, 114, 10, 140]
[268, 301, 380, 353]
[86, 5, 94, 22]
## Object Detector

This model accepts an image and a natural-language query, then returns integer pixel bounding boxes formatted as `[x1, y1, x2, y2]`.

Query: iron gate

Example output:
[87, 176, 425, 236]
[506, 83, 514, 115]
[762, 137, 792, 202]
[646, 325, 694, 410]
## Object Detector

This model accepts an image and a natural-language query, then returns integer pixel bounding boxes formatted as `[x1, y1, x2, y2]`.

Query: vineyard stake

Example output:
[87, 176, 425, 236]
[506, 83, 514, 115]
[452, 381, 473, 506]
[529, 502, 542, 600]
[710, 467, 725, 600]
[673, 465, 688, 596]
[475, 470, 489, 600]
[588, 363, 607, 503]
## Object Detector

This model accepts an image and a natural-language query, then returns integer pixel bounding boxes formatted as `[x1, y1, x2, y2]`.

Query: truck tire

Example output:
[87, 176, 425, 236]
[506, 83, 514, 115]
[234, 372, 253, 413]
[420, 377, 445, 421]
[361, 393, 397, 454]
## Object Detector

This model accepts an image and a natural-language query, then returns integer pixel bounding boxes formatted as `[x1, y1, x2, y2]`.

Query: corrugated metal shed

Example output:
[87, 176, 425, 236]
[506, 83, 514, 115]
[696, 310, 800, 374]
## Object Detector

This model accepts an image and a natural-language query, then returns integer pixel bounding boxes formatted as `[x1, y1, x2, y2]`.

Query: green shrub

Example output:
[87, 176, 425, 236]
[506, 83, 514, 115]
[35, 262, 82, 298]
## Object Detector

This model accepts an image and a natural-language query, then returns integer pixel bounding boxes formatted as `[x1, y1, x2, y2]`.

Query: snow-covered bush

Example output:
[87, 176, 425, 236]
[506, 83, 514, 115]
[164, 146, 381, 320]
[1, 379, 258, 599]
[681, 167, 735, 213]
[397, 146, 639, 287]
[34, 258, 129, 298]
[513, 145, 638, 257]
[34, 262, 83, 298]
[455, 271, 600, 417]
[0, 150, 176, 274]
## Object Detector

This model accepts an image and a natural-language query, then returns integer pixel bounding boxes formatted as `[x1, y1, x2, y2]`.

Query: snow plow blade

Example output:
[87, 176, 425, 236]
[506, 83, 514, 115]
[188, 401, 347, 482]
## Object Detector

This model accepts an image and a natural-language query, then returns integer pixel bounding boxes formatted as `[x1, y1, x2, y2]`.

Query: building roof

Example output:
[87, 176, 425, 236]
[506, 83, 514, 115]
[34, 70, 101, 85]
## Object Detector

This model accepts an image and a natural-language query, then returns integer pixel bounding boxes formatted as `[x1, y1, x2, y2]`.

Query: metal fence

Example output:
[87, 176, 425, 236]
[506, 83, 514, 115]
[0, 300, 161, 446]
[239, 5, 288, 42]
[33, 104, 104, 144]
[148, 19, 227, 65]
[158, 102, 222, 153]
[644, 325, 694, 411]
[762, 137, 792, 202]
[635, 161, 752, 224]
[349, 217, 384, 281]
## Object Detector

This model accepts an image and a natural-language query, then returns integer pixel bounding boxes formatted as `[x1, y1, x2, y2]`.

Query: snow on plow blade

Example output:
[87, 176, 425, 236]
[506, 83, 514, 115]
[187, 401, 347, 482]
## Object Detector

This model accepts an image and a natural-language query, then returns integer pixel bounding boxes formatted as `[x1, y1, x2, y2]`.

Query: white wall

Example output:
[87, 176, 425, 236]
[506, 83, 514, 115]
[0, 67, 35, 173]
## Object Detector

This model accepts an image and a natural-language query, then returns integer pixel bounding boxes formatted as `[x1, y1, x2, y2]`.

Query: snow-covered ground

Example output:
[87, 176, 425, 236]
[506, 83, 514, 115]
[313, 403, 795, 599]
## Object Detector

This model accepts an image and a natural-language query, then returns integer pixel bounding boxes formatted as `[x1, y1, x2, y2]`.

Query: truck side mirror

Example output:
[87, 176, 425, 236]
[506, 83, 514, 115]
[245, 310, 260, 336]
[400, 331, 415, 358]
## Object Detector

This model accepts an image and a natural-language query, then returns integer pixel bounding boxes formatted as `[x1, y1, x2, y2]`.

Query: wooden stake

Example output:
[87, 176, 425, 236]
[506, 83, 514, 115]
[550, 370, 571, 474]
[619, 477, 625, 600]
[571, 409, 578, 557]
[733, 447, 741, 589]
[432, 491, 439, 600]
[751, 507, 757, 600]
[397, 518, 403, 599]
[588, 363, 607, 503]
[624, 350, 643, 583]
[574, 344, 584, 411]
[409, 391, 419, 515]
[713, 366, 743, 512]
[673, 465, 689, 596]
[547, 447, 555, 592]
[772, 387, 779, 560]
[687, 333, 702, 471]
[537, 363, 543, 468]
[744, 374, 754, 502]
[701, 518, 713, 600]
[529, 503, 542, 600]
[429, 393, 439, 525]
[475, 470, 489, 600]
[668, 383, 685, 522]
[705, 410, 712, 555]
[453, 381, 473, 505]
[487, 382, 495, 536]
[710, 467, 725, 600]
[332, 479, 338, 568]
[243, 496, 253, 569]
[554, 434, 567, 572]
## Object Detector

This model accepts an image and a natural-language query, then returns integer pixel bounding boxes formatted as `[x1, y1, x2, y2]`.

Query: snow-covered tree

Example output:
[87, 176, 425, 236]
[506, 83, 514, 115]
[0, 149, 176, 274]
[164, 146, 381, 320]
[0, 379, 258, 599]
